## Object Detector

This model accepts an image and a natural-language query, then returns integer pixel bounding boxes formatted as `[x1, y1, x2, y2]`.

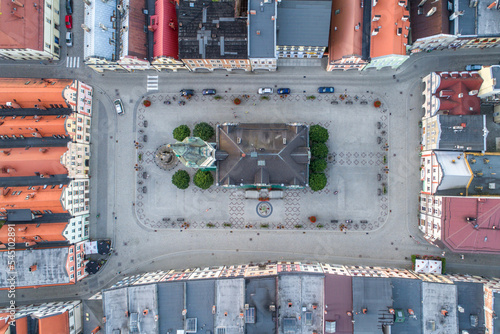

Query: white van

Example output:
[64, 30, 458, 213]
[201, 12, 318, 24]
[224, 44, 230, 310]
[114, 99, 124, 115]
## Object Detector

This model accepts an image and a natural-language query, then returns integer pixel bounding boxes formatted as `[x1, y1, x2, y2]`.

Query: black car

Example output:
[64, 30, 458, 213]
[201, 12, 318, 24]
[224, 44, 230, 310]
[202, 89, 216, 95]
[277, 88, 290, 95]
[180, 89, 194, 97]
[66, 0, 73, 14]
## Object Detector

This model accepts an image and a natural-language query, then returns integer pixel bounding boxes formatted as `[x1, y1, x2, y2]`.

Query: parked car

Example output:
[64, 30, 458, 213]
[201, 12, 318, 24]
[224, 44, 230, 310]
[66, 0, 73, 14]
[180, 89, 194, 97]
[114, 99, 124, 115]
[258, 87, 273, 95]
[318, 87, 335, 93]
[65, 32, 73, 47]
[277, 88, 290, 95]
[202, 89, 216, 95]
[65, 15, 72, 29]
[465, 64, 482, 71]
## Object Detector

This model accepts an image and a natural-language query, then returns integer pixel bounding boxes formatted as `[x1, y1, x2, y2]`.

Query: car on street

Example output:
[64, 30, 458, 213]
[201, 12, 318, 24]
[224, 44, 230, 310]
[258, 87, 273, 95]
[65, 15, 72, 29]
[465, 64, 482, 71]
[318, 87, 335, 93]
[66, 0, 73, 14]
[114, 99, 124, 115]
[202, 89, 216, 95]
[65, 32, 73, 47]
[277, 88, 290, 95]
[180, 89, 194, 97]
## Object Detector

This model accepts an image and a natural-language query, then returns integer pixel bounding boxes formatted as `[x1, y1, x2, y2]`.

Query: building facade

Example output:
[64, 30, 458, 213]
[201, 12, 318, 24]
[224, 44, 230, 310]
[61, 180, 90, 216]
[0, 0, 61, 61]
[60, 142, 91, 179]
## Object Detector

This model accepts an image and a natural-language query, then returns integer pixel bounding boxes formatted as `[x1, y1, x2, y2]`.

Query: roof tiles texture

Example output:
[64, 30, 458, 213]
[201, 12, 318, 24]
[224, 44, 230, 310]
[409, 0, 449, 42]
[328, 0, 364, 62]
[0, 0, 44, 50]
[0, 147, 68, 177]
[442, 197, 500, 254]
[152, 0, 179, 59]
[0, 116, 67, 138]
[324, 274, 353, 334]
[434, 72, 483, 115]
[0, 185, 67, 213]
[127, 0, 148, 59]
[0, 222, 68, 244]
[370, 0, 409, 58]
[39, 312, 69, 334]
[0, 78, 73, 109]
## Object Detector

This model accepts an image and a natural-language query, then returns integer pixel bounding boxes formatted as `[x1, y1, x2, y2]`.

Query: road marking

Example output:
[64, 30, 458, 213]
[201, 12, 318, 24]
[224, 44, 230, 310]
[147, 75, 159, 92]
[66, 56, 80, 68]
[66, 57, 70, 67]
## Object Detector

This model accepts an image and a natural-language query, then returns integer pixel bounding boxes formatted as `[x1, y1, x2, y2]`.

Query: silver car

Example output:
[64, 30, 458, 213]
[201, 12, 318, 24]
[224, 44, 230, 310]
[258, 87, 273, 95]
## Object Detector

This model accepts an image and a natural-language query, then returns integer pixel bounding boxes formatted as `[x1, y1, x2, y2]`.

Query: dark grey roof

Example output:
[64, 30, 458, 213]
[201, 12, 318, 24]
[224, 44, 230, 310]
[6, 212, 72, 224]
[158, 282, 185, 333]
[494, 292, 500, 332]
[216, 123, 310, 188]
[492, 66, 500, 90]
[0, 174, 70, 187]
[452, 0, 476, 36]
[178, 0, 248, 59]
[0, 108, 73, 116]
[455, 282, 485, 334]
[0, 247, 70, 288]
[245, 277, 277, 334]
[0, 137, 70, 149]
[391, 278, 423, 334]
[276, 0, 331, 47]
[352, 277, 393, 333]
[435, 115, 487, 152]
[186, 280, 216, 332]
[6, 209, 33, 221]
[248, 0, 276, 58]
[467, 154, 500, 196]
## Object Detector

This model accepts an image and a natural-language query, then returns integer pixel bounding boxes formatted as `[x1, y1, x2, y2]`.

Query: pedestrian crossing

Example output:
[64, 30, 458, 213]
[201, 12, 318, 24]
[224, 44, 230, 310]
[147, 75, 159, 92]
[66, 56, 80, 68]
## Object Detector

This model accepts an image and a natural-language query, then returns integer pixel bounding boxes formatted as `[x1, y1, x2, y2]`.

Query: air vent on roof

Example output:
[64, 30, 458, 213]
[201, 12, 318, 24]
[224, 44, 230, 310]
[398, 0, 405, 6]
[427, 7, 436, 16]
[372, 15, 381, 21]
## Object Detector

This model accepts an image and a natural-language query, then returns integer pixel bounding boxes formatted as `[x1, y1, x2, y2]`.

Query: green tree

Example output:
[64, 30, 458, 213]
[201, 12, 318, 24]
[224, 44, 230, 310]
[309, 125, 329, 143]
[172, 170, 190, 189]
[193, 122, 215, 141]
[311, 142, 329, 159]
[310, 159, 327, 173]
[309, 173, 327, 191]
[173, 125, 190, 141]
[193, 170, 214, 189]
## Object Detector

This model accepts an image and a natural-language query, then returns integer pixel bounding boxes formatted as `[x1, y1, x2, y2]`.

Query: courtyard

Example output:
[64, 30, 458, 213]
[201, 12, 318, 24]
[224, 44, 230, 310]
[133, 92, 390, 232]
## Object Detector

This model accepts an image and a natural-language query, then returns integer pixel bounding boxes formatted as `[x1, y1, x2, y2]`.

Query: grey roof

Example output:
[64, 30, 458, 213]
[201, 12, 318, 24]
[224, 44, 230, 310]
[245, 277, 277, 334]
[467, 154, 500, 196]
[158, 282, 184, 333]
[435, 115, 487, 152]
[276, 0, 332, 47]
[390, 278, 423, 334]
[186, 280, 216, 332]
[216, 123, 310, 188]
[248, 0, 276, 58]
[103, 285, 158, 334]
[494, 292, 500, 333]
[103, 288, 129, 334]
[476, 0, 500, 36]
[86, 0, 118, 60]
[491, 66, 500, 90]
[453, 0, 476, 36]
[0, 174, 70, 188]
[0, 137, 71, 149]
[5, 209, 33, 221]
[178, 0, 248, 59]
[421, 282, 458, 334]
[352, 277, 393, 333]
[0, 247, 70, 288]
[278, 274, 324, 334]
[455, 282, 485, 334]
[215, 278, 245, 334]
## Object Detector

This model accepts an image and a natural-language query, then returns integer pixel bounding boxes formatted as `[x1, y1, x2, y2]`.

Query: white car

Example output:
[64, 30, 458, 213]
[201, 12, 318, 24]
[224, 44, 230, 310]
[114, 99, 124, 115]
[66, 32, 73, 47]
[258, 87, 273, 95]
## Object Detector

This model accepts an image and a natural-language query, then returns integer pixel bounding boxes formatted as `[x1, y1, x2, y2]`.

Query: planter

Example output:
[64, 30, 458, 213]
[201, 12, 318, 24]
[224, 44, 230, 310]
[233, 98, 241, 105]
[143, 100, 152, 107]
[374, 100, 382, 108]
[309, 216, 317, 223]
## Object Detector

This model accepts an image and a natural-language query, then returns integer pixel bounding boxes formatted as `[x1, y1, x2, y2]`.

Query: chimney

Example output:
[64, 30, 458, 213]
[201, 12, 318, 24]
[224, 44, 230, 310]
[372, 28, 380, 36]
[372, 15, 381, 22]
[99, 23, 108, 31]
[398, 0, 406, 6]
[29, 264, 37, 272]
[81, 24, 91, 32]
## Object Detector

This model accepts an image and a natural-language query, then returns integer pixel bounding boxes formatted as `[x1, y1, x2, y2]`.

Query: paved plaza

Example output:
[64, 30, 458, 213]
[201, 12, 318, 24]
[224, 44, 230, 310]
[134, 92, 390, 231]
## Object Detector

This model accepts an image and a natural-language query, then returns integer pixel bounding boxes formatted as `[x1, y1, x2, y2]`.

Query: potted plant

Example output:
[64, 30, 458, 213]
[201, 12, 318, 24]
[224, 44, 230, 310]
[309, 216, 317, 223]
[374, 100, 382, 108]
[143, 100, 152, 107]
[233, 98, 241, 105]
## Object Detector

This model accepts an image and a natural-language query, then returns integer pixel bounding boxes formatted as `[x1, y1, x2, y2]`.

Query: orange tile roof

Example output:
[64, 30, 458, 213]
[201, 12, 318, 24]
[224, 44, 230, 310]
[12, 316, 27, 334]
[39, 312, 69, 334]
[0, 222, 68, 244]
[328, 0, 364, 62]
[0, 115, 67, 138]
[370, 0, 409, 58]
[0, 0, 44, 51]
[0, 185, 67, 214]
[0, 78, 73, 109]
[0, 147, 68, 177]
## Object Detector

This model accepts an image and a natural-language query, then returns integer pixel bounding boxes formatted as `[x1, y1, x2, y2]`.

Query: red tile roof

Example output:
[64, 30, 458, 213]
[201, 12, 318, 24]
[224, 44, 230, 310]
[0, 78, 73, 109]
[0, 0, 44, 51]
[39, 312, 69, 334]
[324, 274, 353, 334]
[152, 0, 179, 59]
[0, 147, 68, 177]
[0, 222, 68, 244]
[442, 197, 500, 254]
[328, 0, 364, 63]
[0, 185, 68, 214]
[370, 0, 410, 58]
[0, 115, 67, 138]
[434, 72, 483, 115]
